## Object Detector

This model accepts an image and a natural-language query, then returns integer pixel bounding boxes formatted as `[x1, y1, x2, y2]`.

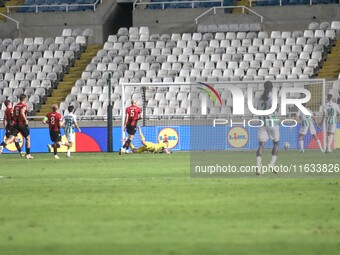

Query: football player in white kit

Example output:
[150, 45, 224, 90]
[321, 94, 340, 153]
[63, 105, 81, 157]
[255, 81, 280, 175]
[293, 105, 324, 153]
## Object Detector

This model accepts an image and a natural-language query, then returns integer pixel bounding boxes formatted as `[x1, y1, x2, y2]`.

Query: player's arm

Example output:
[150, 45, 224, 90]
[124, 109, 129, 130]
[312, 114, 321, 129]
[138, 109, 143, 120]
[3, 115, 7, 127]
[21, 107, 28, 125]
[138, 128, 147, 145]
[59, 118, 64, 128]
[74, 120, 81, 132]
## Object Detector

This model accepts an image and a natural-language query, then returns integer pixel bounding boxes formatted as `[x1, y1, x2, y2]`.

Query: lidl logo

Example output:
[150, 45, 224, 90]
[227, 127, 248, 148]
[158, 127, 179, 149]
[2, 133, 24, 152]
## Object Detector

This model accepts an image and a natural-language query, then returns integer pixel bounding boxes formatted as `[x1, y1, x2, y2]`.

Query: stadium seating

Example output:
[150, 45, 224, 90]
[60, 23, 339, 118]
[17, 0, 99, 13]
[0, 31, 87, 114]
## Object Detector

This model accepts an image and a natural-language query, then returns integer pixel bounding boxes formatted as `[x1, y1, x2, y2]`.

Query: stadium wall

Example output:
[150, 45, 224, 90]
[133, 4, 340, 34]
[2, 0, 130, 44]
[1, 124, 339, 153]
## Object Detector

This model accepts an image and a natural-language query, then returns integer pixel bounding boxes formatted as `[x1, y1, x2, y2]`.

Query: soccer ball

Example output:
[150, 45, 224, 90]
[283, 142, 290, 150]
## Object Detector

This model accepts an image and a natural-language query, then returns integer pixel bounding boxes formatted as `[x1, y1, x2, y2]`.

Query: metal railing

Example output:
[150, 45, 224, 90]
[248, 0, 340, 7]
[195, 5, 264, 24]
[0, 12, 20, 29]
[133, 0, 223, 10]
[6, 0, 102, 13]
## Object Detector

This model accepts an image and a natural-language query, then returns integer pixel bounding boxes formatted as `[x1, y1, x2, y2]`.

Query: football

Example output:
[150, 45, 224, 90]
[283, 142, 290, 150]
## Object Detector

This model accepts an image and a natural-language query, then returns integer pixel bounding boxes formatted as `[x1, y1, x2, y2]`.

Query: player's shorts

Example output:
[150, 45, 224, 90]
[258, 126, 280, 143]
[126, 125, 137, 135]
[326, 123, 336, 133]
[65, 132, 75, 143]
[12, 124, 30, 138]
[300, 124, 316, 135]
[50, 130, 62, 143]
[5, 125, 13, 138]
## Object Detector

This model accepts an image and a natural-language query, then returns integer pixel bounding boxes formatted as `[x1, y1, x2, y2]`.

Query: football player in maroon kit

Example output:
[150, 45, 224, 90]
[0, 100, 24, 156]
[0, 95, 33, 159]
[43, 104, 71, 159]
[119, 100, 142, 154]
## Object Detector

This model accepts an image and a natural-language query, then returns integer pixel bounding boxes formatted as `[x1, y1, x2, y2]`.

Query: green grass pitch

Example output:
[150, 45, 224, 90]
[0, 151, 340, 255]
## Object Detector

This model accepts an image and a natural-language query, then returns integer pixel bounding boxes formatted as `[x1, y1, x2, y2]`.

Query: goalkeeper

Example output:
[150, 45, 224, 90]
[130, 128, 170, 154]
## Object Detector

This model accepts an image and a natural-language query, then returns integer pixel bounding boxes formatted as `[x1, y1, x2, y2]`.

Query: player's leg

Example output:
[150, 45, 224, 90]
[136, 145, 146, 153]
[123, 134, 134, 154]
[0, 135, 16, 154]
[298, 126, 307, 153]
[67, 142, 73, 157]
[25, 135, 33, 159]
[270, 140, 279, 173]
[269, 126, 279, 172]
[326, 132, 334, 153]
[13, 136, 24, 155]
[256, 142, 265, 175]
[21, 126, 33, 159]
[120, 126, 133, 154]
[256, 127, 268, 175]
[326, 124, 335, 153]
[310, 125, 324, 152]
[298, 134, 305, 153]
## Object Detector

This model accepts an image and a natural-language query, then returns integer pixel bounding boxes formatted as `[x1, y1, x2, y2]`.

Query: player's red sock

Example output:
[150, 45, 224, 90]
[15, 142, 21, 153]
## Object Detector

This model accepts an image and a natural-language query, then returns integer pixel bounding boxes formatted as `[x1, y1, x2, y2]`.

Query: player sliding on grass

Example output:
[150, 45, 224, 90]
[255, 81, 279, 175]
[321, 94, 340, 153]
[120, 100, 142, 154]
[130, 128, 170, 154]
[43, 104, 71, 159]
[293, 104, 324, 153]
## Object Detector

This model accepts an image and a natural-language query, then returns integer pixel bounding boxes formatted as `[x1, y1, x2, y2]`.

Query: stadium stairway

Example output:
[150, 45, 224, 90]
[317, 39, 340, 79]
[232, 0, 250, 14]
[36, 44, 102, 116]
[0, 0, 24, 20]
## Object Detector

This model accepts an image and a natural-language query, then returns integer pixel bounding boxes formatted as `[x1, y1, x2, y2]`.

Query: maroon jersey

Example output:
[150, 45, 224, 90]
[126, 105, 141, 126]
[13, 102, 28, 126]
[45, 112, 62, 131]
[4, 107, 14, 127]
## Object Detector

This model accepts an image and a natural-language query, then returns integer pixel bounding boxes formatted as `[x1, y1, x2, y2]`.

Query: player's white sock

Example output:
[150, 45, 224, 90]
[316, 139, 324, 152]
[61, 142, 65, 145]
[256, 156, 262, 175]
[256, 156, 262, 168]
[270, 155, 277, 167]
[327, 134, 334, 151]
[299, 140, 304, 151]
[67, 149, 71, 157]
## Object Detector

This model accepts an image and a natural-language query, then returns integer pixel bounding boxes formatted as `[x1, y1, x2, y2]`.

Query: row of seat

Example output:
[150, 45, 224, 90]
[58, 25, 338, 117]
[0, 31, 87, 115]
